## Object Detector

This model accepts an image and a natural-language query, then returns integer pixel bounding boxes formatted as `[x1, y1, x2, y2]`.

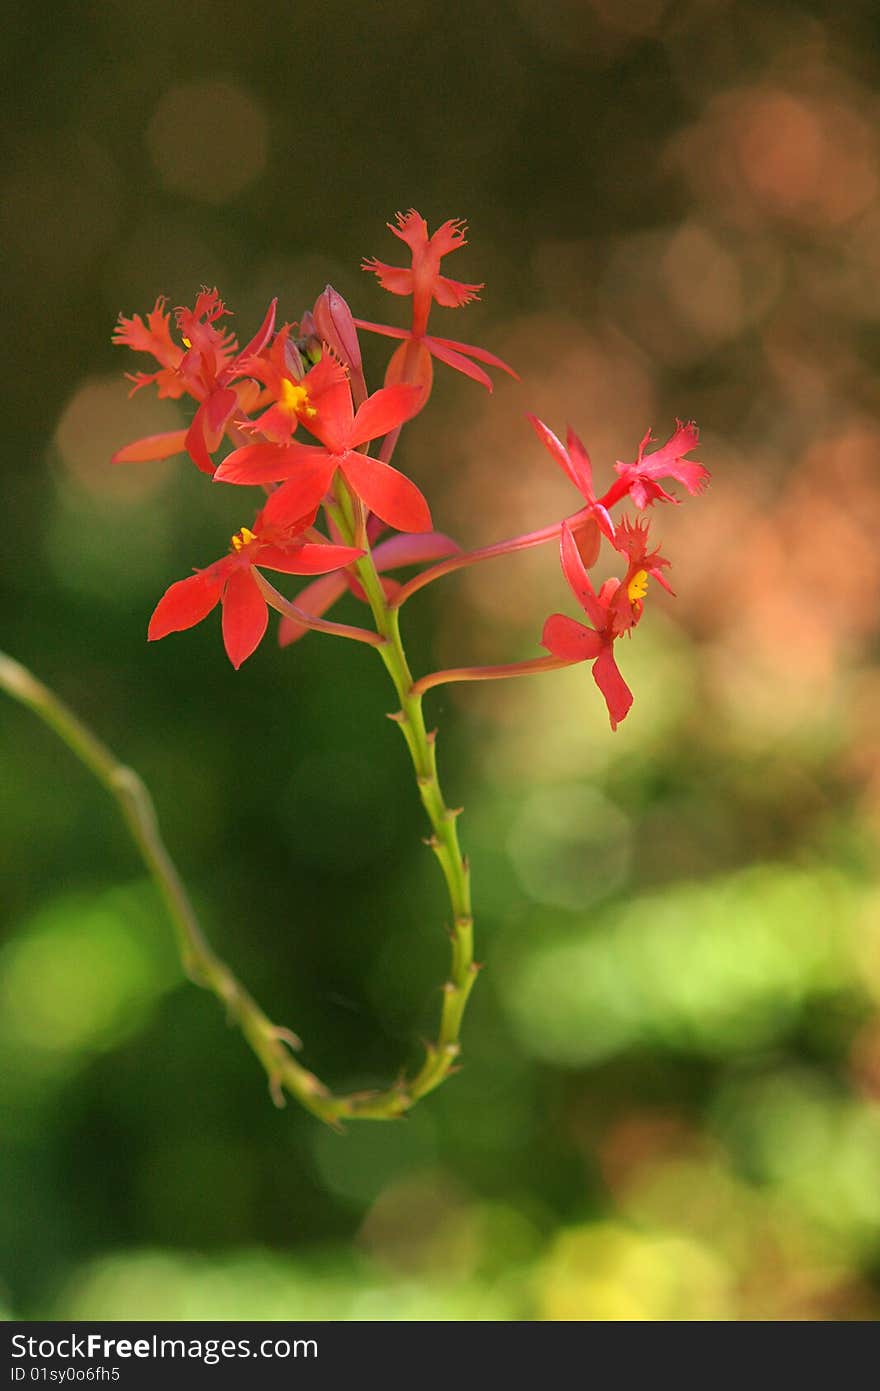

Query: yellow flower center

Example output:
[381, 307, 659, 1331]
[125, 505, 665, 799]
[627, 569, 649, 603]
[279, 377, 317, 418]
[231, 526, 257, 552]
[181, 336, 192, 349]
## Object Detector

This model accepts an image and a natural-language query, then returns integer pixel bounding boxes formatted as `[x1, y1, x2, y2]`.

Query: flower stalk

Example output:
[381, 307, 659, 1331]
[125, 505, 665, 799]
[6, 207, 707, 1125]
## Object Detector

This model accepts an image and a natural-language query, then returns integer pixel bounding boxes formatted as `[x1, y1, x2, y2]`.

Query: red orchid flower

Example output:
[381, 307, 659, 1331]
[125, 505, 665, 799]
[148, 507, 362, 670]
[601, 420, 707, 511]
[355, 209, 518, 398]
[277, 529, 461, 646]
[112, 290, 277, 474]
[541, 522, 655, 730]
[527, 414, 616, 567]
[214, 353, 431, 534]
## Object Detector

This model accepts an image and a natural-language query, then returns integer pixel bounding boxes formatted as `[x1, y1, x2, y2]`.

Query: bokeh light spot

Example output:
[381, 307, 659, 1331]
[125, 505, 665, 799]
[146, 80, 268, 204]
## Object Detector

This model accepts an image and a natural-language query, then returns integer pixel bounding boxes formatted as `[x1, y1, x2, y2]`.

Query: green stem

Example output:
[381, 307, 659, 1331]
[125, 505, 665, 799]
[0, 650, 338, 1123]
[327, 482, 478, 1100]
[1, 530, 479, 1121]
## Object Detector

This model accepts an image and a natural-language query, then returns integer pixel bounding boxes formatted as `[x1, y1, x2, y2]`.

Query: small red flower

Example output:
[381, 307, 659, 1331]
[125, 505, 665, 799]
[356, 209, 518, 397]
[148, 508, 362, 669]
[601, 420, 707, 511]
[113, 290, 277, 474]
[214, 353, 431, 534]
[541, 522, 652, 730]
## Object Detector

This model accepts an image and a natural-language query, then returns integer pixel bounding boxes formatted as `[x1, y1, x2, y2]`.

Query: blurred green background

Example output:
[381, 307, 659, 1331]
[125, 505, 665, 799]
[3, 0, 880, 1321]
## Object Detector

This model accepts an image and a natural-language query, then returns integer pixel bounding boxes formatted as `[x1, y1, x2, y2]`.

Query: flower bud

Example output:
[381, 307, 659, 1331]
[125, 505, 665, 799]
[312, 285, 367, 404]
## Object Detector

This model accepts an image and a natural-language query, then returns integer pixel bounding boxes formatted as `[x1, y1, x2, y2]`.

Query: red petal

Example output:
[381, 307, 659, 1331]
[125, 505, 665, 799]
[432, 274, 483, 308]
[541, 613, 603, 662]
[148, 572, 221, 640]
[231, 298, 277, 367]
[425, 338, 493, 390]
[256, 542, 361, 575]
[215, 440, 330, 486]
[184, 401, 218, 475]
[427, 218, 468, 258]
[565, 427, 596, 498]
[528, 415, 583, 492]
[592, 646, 633, 731]
[362, 259, 414, 297]
[560, 523, 606, 630]
[389, 209, 430, 250]
[384, 340, 434, 407]
[340, 451, 432, 533]
[112, 429, 188, 464]
[259, 462, 338, 528]
[427, 333, 519, 379]
[571, 516, 601, 569]
[350, 385, 423, 446]
[221, 569, 268, 669]
[278, 573, 348, 646]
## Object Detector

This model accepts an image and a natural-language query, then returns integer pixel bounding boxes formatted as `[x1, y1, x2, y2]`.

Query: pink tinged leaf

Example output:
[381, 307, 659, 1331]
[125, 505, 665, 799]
[592, 646, 633, 731]
[277, 573, 349, 647]
[363, 259, 415, 297]
[148, 572, 222, 641]
[221, 569, 268, 669]
[371, 530, 460, 572]
[350, 384, 423, 446]
[339, 451, 432, 534]
[258, 460, 339, 529]
[427, 333, 519, 379]
[112, 429, 189, 464]
[256, 542, 362, 576]
[215, 440, 331, 486]
[431, 274, 483, 308]
[541, 613, 604, 662]
[560, 523, 606, 629]
[424, 338, 493, 390]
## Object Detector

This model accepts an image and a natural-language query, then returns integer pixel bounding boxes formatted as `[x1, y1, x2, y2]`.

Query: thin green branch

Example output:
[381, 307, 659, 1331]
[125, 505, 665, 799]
[1, 650, 343, 1124]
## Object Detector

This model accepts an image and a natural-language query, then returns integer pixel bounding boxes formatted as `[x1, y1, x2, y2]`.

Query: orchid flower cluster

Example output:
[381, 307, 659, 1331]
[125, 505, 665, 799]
[109, 211, 707, 1121]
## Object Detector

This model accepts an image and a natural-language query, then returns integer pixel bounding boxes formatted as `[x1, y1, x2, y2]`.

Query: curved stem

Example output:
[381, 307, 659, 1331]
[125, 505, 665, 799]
[0, 651, 339, 1123]
[326, 482, 477, 1103]
[253, 571, 387, 649]
[412, 653, 576, 698]
[391, 519, 563, 609]
[1, 512, 481, 1122]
